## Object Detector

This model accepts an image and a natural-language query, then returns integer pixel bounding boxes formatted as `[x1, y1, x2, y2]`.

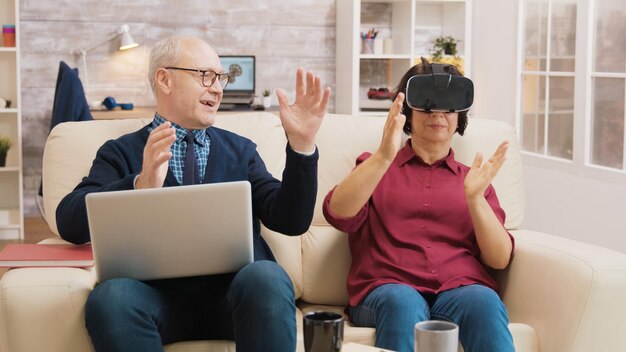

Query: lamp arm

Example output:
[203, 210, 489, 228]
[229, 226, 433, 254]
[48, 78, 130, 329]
[82, 32, 118, 55]
[75, 28, 122, 89]
[73, 25, 131, 93]
[79, 50, 89, 88]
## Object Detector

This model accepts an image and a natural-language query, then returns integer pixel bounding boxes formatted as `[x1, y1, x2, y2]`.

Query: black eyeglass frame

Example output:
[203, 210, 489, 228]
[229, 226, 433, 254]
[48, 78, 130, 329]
[164, 66, 230, 89]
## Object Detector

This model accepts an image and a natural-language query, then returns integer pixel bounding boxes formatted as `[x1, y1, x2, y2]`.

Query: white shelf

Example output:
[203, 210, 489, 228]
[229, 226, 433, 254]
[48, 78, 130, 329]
[0, 208, 20, 228]
[361, 99, 393, 109]
[360, 54, 411, 60]
[0, 223, 20, 230]
[415, 0, 466, 3]
[363, 0, 411, 3]
[336, 0, 472, 115]
[0, 0, 23, 240]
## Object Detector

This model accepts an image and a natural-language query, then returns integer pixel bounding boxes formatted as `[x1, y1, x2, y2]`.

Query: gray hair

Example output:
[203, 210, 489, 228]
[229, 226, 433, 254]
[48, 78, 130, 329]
[148, 36, 182, 94]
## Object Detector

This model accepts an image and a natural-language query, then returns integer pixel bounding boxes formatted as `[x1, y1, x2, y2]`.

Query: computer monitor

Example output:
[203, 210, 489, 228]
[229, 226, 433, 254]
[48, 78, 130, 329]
[220, 55, 255, 96]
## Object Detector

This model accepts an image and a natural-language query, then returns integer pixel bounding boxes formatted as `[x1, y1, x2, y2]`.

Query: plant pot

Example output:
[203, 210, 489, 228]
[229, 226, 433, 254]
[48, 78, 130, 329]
[263, 96, 271, 109]
[444, 43, 457, 55]
[0, 151, 7, 167]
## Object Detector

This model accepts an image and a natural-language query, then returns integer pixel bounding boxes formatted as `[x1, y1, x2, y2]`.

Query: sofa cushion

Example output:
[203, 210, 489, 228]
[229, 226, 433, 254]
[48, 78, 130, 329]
[312, 114, 388, 226]
[213, 112, 288, 178]
[261, 225, 303, 299]
[43, 118, 153, 235]
[301, 226, 351, 304]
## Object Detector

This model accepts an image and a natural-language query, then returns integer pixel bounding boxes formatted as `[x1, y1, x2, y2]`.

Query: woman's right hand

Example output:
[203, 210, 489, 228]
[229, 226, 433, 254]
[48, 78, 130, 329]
[377, 92, 407, 163]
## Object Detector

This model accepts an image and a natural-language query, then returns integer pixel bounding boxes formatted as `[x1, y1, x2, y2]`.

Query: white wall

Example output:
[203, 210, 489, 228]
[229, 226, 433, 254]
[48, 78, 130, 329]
[472, 0, 626, 254]
[523, 162, 626, 252]
[470, 0, 518, 126]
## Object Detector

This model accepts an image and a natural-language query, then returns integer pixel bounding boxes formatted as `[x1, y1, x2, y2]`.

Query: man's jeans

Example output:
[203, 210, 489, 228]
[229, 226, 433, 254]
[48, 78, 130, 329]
[85, 260, 295, 352]
[349, 284, 515, 352]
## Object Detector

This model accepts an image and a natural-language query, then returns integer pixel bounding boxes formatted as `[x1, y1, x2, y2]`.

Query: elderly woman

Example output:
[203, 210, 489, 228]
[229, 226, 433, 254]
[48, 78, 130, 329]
[322, 59, 515, 352]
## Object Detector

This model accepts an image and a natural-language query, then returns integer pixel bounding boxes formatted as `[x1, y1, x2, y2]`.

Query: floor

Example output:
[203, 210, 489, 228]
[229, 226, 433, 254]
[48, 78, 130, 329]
[0, 217, 56, 278]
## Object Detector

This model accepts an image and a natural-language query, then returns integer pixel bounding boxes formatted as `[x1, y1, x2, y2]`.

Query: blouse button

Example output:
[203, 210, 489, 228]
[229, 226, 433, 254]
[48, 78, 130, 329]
[431, 269, 437, 274]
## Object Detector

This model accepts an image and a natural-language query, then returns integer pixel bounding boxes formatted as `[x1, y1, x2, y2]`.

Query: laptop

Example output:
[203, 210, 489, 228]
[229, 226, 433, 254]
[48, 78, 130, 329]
[219, 55, 255, 107]
[85, 181, 253, 282]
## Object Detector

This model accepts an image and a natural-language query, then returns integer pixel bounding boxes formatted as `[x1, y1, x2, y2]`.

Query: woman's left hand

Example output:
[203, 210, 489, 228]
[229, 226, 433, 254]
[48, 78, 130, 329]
[464, 141, 508, 200]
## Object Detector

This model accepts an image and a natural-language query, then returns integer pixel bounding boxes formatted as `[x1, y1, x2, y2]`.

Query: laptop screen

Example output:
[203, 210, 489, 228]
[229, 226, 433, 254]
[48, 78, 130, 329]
[220, 55, 255, 95]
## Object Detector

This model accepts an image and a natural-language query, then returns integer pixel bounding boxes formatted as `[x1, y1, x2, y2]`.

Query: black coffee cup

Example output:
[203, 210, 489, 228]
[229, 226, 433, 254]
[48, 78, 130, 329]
[303, 311, 344, 352]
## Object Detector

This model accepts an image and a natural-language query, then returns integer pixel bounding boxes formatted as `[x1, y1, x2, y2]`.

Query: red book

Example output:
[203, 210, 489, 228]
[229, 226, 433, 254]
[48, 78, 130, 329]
[0, 244, 93, 268]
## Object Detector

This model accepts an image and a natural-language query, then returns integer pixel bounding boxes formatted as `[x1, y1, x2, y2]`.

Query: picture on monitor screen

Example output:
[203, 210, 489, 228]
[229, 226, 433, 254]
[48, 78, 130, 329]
[220, 56, 255, 94]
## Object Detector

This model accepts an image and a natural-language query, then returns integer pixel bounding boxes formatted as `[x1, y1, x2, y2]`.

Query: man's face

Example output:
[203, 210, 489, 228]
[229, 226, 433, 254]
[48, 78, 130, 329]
[168, 39, 224, 130]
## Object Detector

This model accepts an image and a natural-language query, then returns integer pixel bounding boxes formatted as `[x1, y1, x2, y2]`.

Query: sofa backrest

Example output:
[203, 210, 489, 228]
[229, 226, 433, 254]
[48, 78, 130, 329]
[42, 112, 524, 304]
[43, 118, 153, 235]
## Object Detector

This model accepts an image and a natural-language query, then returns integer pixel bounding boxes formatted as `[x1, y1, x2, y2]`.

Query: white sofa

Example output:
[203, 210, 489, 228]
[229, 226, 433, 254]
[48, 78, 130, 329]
[2, 112, 626, 352]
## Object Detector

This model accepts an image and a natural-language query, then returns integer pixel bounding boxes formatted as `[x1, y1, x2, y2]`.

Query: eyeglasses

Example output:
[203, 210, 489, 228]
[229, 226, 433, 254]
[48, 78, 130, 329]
[164, 67, 230, 89]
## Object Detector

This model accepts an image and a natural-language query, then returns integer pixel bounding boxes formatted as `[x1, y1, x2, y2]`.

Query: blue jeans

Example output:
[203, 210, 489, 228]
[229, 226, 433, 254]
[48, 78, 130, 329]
[85, 261, 295, 352]
[349, 284, 514, 352]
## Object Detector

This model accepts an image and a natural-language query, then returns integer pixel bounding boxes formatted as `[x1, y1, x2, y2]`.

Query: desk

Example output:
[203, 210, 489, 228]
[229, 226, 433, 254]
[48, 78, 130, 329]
[91, 107, 156, 120]
[91, 106, 279, 120]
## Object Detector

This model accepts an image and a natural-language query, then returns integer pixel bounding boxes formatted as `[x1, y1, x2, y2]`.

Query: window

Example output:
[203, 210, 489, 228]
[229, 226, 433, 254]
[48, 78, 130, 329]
[518, 0, 626, 173]
[590, 0, 626, 169]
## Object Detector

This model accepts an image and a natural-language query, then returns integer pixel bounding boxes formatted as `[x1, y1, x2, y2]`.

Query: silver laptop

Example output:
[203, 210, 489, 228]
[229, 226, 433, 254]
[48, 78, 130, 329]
[85, 181, 253, 282]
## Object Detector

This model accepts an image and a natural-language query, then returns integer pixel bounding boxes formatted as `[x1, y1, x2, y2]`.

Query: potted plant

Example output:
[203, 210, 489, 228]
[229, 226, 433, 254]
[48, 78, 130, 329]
[0, 136, 12, 167]
[262, 89, 272, 109]
[430, 36, 461, 60]
[429, 35, 464, 74]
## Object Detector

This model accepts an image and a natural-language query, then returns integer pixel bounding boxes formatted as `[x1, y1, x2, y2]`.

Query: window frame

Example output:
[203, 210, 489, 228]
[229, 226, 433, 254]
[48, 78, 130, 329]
[515, 0, 626, 183]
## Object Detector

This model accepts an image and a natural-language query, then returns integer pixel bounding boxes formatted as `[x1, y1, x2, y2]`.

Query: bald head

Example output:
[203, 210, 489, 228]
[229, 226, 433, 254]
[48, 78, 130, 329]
[148, 36, 219, 95]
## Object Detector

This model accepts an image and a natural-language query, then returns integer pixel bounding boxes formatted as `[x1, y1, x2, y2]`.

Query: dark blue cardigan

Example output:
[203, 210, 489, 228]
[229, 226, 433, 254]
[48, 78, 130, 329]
[56, 123, 318, 262]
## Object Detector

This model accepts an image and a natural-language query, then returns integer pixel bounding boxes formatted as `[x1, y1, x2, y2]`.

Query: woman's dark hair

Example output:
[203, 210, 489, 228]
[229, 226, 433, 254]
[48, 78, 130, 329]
[393, 57, 468, 136]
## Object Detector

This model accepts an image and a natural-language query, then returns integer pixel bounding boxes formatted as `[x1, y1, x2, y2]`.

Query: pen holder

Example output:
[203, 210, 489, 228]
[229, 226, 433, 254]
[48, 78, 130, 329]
[361, 38, 375, 55]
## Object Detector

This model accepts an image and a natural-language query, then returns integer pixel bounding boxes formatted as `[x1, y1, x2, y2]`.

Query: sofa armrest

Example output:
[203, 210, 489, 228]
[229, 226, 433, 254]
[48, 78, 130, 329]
[0, 267, 96, 352]
[495, 230, 626, 352]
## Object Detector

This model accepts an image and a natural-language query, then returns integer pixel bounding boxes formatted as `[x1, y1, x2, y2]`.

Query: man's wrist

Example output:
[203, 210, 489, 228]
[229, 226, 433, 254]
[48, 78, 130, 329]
[290, 144, 316, 156]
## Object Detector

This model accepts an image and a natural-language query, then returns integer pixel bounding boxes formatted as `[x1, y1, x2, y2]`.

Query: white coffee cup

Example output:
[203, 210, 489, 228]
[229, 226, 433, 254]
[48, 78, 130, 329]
[414, 320, 459, 352]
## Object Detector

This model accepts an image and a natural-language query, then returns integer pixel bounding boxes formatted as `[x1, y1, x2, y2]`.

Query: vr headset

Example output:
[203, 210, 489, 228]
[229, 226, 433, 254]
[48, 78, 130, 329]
[405, 63, 474, 112]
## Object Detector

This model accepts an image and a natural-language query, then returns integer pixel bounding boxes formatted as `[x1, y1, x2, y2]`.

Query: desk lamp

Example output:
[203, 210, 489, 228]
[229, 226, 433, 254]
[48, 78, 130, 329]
[76, 24, 139, 87]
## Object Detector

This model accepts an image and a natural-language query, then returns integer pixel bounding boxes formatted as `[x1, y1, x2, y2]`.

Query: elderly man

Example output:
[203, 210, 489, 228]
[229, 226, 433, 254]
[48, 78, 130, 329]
[56, 36, 330, 351]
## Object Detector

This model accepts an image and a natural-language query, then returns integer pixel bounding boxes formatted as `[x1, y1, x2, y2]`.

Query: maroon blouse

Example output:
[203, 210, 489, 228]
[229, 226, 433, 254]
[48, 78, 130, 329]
[323, 141, 514, 307]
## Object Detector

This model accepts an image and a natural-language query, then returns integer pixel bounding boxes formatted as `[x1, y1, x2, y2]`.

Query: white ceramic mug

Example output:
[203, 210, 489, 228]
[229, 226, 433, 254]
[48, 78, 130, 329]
[414, 320, 459, 352]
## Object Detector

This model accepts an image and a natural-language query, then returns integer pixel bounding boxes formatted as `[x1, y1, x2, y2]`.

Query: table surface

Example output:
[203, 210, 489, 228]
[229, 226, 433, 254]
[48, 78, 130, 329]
[342, 343, 395, 352]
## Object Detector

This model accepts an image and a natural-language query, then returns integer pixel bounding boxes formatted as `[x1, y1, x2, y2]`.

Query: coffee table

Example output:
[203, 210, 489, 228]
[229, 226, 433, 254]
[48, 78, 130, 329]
[342, 342, 395, 352]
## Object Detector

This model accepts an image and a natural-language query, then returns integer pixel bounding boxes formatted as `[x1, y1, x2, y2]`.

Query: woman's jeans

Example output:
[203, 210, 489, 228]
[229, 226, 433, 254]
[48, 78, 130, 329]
[85, 260, 295, 352]
[349, 284, 515, 352]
